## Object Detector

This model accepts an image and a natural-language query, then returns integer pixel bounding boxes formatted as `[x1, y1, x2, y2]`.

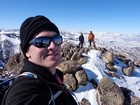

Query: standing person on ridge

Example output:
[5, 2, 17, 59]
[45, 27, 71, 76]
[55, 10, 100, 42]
[78, 33, 84, 49]
[2, 15, 78, 105]
[88, 31, 96, 49]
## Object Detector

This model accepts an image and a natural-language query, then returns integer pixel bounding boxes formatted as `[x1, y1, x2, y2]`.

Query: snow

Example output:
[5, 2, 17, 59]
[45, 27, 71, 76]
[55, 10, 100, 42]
[73, 49, 140, 104]
[0, 29, 140, 104]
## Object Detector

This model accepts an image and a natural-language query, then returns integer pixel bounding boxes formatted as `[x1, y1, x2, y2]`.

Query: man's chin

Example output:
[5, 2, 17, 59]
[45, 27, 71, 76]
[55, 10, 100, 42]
[46, 61, 60, 68]
[47, 55, 60, 60]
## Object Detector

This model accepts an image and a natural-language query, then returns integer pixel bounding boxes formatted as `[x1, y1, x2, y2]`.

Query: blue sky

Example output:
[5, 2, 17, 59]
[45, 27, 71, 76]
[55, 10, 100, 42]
[0, 0, 140, 33]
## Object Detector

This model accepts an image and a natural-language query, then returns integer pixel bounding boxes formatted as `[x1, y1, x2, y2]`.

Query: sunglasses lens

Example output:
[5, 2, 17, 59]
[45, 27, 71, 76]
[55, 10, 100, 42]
[42, 38, 50, 47]
[30, 35, 63, 48]
[53, 35, 63, 46]
[34, 37, 50, 48]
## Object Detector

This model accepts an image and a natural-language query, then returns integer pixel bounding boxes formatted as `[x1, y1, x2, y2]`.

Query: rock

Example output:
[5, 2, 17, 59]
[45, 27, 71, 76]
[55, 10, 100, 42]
[61, 44, 71, 57]
[134, 60, 140, 67]
[102, 51, 114, 63]
[97, 78, 124, 105]
[104, 71, 116, 77]
[75, 70, 87, 86]
[77, 48, 85, 59]
[98, 47, 108, 54]
[4, 53, 24, 75]
[122, 66, 134, 76]
[61, 57, 67, 63]
[71, 52, 79, 61]
[80, 98, 91, 105]
[130, 95, 140, 105]
[84, 48, 90, 54]
[106, 63, 117, 72]
[120, 87, 140, 105]
[66, 53, 71, 60]
[64, 73, 77, 91]
[56, 60, 81, 74]
[78, 57, 88, 65]
[90, 79, 98, 88]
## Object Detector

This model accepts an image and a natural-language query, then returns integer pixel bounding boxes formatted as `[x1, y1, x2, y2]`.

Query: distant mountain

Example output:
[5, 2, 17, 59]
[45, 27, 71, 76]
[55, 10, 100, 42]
[0, 30, 20, 68]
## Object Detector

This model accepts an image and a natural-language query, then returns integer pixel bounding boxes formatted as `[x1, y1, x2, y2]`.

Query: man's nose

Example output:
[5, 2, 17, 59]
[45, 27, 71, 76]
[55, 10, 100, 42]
[48, 41, 56, 49]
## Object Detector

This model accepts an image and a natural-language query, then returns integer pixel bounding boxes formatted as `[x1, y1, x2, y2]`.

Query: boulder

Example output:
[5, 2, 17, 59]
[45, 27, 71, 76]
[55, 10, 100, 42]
[56, 60, 81, 74]
[64, 73, 77, 91]
[102, 51, 114, 63]
[75, 70, 87, 86]
[106, 63, 117, 72]
[97, 78, 124, 105]
[122, 66, 134, 76]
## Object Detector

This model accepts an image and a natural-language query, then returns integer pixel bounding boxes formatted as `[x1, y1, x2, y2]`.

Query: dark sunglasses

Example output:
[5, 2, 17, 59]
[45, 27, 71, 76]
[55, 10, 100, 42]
[29, 35, 63, 48]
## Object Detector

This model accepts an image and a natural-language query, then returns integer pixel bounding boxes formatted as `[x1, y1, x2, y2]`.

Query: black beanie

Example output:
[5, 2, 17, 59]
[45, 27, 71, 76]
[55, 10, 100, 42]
[20, 15, 60, 56]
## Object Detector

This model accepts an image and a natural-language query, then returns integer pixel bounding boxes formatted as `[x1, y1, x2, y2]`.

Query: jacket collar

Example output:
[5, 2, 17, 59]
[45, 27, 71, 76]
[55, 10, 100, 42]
[20, 58, 63, 84]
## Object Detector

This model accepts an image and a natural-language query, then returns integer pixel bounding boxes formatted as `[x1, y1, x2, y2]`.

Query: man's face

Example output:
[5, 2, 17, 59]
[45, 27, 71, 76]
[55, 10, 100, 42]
[26, 31, 61, 69]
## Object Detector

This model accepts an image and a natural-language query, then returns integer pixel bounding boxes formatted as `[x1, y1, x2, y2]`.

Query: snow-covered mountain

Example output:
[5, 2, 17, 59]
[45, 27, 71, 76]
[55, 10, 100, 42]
[0, 29, 20, 68]
[0, 29, 140, 104]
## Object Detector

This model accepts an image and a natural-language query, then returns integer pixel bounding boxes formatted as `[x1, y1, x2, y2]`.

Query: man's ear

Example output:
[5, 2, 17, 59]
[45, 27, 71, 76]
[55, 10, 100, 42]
[26, 52, 31, 58]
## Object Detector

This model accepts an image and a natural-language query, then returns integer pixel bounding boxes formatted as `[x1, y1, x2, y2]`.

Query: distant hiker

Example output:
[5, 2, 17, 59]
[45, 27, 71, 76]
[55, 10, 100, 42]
[79, 33, 84, 49]
[2, 15, 78, 105]
[88, 31, 96, 49]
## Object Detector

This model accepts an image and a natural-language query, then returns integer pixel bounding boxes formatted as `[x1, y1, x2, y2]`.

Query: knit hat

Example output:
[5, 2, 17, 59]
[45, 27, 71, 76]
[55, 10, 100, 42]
[20, 15, 60, 56]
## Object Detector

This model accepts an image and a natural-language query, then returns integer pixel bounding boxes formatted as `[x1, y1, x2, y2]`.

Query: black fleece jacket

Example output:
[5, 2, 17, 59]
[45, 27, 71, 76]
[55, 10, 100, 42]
[2, 59, 78, 105]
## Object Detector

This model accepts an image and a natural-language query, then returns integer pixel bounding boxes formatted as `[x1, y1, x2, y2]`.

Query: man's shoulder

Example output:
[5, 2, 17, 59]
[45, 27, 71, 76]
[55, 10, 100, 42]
[10, 76, 41, 89]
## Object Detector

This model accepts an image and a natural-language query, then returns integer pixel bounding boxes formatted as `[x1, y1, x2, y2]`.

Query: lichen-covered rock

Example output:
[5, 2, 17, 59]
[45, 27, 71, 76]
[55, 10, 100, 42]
[56, 60, 81, 74]
[97, 78, 124, 105]
[64, 73, 77, 91]
[75, 70, 87, 86]
[122, 66, 134, 76]
[102, 51, 114, 63]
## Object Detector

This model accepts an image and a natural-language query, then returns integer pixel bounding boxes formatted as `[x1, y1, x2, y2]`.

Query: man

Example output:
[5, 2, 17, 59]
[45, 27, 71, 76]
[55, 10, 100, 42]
[2, 15, 78, 105]
[88, 31, 96, 49]
[79, 33, 84, 49]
